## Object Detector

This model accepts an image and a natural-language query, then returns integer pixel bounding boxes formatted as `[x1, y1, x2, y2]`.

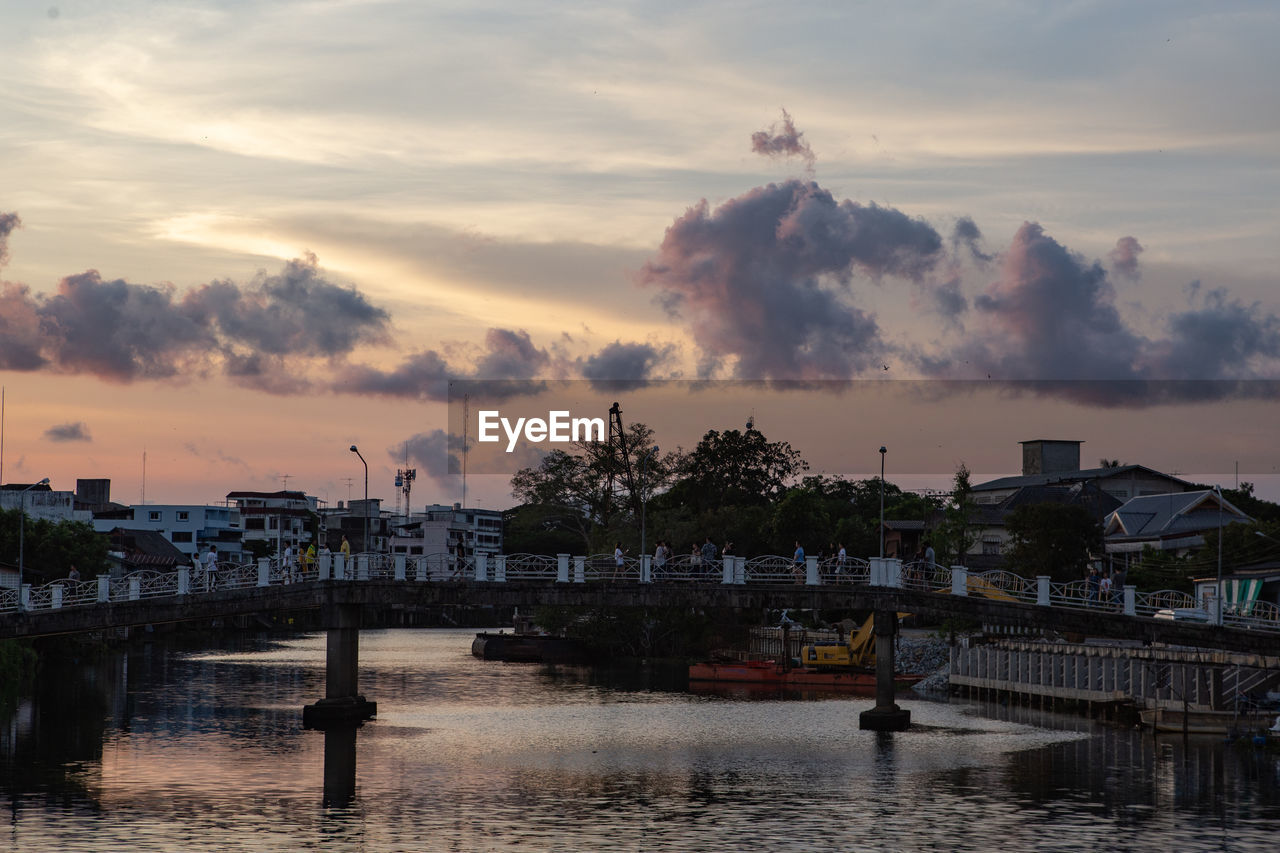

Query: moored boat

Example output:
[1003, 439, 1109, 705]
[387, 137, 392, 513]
[1139, 706, 1279, 734]
[689, 659, 923, 688]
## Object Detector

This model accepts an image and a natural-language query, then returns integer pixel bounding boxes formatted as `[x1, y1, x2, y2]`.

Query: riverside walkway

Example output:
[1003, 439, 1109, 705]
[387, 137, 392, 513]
[2, 552, 1277, 653]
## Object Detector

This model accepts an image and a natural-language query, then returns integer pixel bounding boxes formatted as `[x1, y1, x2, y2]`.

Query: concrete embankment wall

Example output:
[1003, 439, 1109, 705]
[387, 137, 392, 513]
[950, 640, 1280, 713]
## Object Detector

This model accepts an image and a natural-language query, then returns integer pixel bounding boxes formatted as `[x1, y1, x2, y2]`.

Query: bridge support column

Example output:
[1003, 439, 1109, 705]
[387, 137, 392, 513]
[475, 553, 488, 581]
[394, 554, 406, 581]
[1123, 585, 1136, 616]
[318, 553, 332, 581]
[178, 566, 190, 595]
[557, 554, 570, 583]
[303, 604, 376, 728]
[258, 558, 271, 587]
[722, 556, 733, 584]
[1036, 576, 1050, 606]
[641, 554, 652, 583]
[951, 566, 968, 596]
[859, 610, 911, 732]
[97, 575, 109, 603]
[805, 555, 819, 585]
[52, 584, 63, 609]
[333, 554, 346, 580]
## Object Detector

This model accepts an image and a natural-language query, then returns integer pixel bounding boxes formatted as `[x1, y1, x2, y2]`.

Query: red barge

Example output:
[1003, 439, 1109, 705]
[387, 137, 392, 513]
[688, 659, 923, 688]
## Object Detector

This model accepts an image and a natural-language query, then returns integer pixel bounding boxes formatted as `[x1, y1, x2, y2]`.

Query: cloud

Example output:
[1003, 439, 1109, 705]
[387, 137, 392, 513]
[398, 429, 460, 483]
[1108, 236, 1144, 281]
[951, 216, 993, 265]
[926, 275, 969, 320]
[640, 179, 943, 379]
[1144, 288, 1280, 379]
[0, 241, 390, 383]
[0, 212, 19, 266]
[43, 421, 91, 442]
[964, 222, 1145, 380]
[334, 327, 550, 402]
[579, 340, 675, 390]
[751, 108, 816, 171]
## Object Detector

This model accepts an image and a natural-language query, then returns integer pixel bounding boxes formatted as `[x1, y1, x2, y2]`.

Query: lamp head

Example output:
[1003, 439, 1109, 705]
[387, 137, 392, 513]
[879, 446, 887, 454]
[349, 445, 358, 453]
[38, 477, 49, 485]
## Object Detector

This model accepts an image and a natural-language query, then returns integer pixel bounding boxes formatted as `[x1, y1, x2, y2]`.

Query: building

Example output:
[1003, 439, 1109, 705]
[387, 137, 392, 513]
[227, 490, 320, 556]
[388, 503, 503, 559]
[1104, 490, 1252, 556]
[92, 504, 243, 561]
[970, 440, 1195, 506]
[0, 482, 88, 523]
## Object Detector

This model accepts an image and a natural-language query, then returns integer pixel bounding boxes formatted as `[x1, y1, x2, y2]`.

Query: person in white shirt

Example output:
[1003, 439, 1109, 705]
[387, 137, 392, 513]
[203, 546, 219, 591]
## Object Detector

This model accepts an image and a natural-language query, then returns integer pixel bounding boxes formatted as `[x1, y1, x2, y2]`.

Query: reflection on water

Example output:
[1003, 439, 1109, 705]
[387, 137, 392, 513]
[2, 629, 1278, 851]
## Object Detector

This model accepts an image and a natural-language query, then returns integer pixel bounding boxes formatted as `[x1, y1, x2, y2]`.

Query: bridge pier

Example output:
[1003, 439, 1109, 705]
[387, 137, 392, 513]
[303, 604, 377, 728]
[859, 610, 911, 731]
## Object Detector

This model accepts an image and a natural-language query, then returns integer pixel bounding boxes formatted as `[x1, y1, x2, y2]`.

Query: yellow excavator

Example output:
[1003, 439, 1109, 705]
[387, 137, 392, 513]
[798, 614, 908, 669]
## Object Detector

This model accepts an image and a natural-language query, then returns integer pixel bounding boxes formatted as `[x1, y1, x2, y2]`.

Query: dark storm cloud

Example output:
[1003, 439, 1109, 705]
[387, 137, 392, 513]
[1108, 236, 1144, 281]
[640, 179, 943, 379]
[43, 421, 91, 442]
[0, 212, 19, 266]
[0, 242, 390, 383]
[751, 109, 816, 170]
[964, 222, 1145, 380]
[951, 216, 993, 264]
[579, 340, 674, 390]
[334, 328, 550, 402]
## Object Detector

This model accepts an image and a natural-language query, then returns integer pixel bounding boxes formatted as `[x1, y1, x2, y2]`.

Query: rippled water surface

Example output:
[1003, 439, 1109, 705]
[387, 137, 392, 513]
[3, 629, 1278, 851]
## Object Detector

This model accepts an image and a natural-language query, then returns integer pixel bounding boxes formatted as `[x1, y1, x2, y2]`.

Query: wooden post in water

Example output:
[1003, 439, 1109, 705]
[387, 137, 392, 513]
[859, 609, 911, 731]
[303, 603, 377, 727]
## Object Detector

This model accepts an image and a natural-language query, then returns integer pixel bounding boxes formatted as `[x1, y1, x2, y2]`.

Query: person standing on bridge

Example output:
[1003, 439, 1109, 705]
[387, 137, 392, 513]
[701, 537, 717, 578]
[792, 541, 805, 581]
[204, 545, 219, 591]
[836, 544, 847, 574]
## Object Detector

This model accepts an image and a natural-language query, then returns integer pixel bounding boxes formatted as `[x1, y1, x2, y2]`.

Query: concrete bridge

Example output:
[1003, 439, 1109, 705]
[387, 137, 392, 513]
[4, 552, 1277, 729]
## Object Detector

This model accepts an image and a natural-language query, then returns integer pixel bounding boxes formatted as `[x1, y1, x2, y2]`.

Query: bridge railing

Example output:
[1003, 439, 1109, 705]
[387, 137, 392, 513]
[583, 553, 642, 582]
[5, 551, 1280, 636]
[899, 560, 947, 593]
[502, 554, 559, 581]
[819, 556, 871, 585]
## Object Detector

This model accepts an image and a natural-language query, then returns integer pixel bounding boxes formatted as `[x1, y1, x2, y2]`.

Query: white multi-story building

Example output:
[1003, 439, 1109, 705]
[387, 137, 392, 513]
[389, 503, 503, 558]
[91, 504, 243, 560]
[226, 490, 320, 555]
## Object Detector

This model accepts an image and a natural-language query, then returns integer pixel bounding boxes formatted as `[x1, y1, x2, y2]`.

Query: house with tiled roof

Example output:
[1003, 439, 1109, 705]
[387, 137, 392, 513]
[1104, 490, 1252, 555]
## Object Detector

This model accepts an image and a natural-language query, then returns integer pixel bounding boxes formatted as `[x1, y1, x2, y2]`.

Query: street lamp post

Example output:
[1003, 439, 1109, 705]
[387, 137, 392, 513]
[1215, 485, 1224, 625]
[349, 445, 368, 554]
[17, 477, 50, 609]
[640, 446, 659, 562]
[879, 447, 887, 560]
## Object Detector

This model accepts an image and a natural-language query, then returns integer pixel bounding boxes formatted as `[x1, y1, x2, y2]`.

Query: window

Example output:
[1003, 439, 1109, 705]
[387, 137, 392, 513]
[245, 518, 265, 531]
[171, 531, 192, 543]
[149, 511, 162, 522]
[177, 511, 189, 521]
[982, 538, 1002, 555]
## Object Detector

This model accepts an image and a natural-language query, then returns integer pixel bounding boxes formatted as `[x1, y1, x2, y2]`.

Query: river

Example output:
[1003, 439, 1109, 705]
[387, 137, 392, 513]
[3, 629, 1278, 851]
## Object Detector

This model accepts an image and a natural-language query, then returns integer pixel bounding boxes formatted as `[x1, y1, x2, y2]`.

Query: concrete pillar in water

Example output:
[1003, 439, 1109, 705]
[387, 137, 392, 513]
[859, 609, 911, 731]
[303, 604, 377, 727]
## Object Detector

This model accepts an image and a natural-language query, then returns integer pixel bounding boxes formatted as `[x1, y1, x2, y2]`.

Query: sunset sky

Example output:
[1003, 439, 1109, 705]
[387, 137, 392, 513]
[2, 1, 1278, 509]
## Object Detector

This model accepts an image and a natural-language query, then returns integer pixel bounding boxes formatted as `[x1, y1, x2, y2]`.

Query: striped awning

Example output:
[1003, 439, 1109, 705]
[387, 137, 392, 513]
[1221, 578, 1264, 615]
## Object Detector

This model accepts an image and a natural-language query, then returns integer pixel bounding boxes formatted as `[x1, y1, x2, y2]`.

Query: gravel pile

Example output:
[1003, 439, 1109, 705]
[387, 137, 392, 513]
[897, 634, 953, 694]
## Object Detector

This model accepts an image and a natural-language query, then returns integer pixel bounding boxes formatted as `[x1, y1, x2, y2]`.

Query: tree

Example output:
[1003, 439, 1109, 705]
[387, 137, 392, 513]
[510, 421, 675, 553]
[0, 509, 109, 580]
[1099, 458, 1125, 469]
[662, 426, 807, 514]
[1002, 503, 1102, 582]
[933, 463, 979, 566]
[501, 503, 584, 555]
[769, 488, 832, 554]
